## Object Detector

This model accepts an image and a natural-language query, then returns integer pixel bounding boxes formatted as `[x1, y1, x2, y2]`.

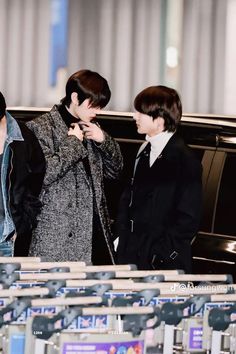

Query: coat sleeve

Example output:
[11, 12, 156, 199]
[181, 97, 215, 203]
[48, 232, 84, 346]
[26, 118, 88, 187]
[25, 124, 46, 196]
[94, 132, 123, 180]
[167, 158, 202, 239]
[11, 123, 46, 235]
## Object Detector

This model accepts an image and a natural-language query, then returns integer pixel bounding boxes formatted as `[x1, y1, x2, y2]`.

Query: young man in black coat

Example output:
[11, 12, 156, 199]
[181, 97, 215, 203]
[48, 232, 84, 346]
[0, 92, 45, 256]
[116, 86, 202, 273]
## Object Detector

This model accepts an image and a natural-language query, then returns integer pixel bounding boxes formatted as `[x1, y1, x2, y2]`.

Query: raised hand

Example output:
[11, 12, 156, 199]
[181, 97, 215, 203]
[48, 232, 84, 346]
[80, 122, 105, 143]
[68, 123, 84, 141]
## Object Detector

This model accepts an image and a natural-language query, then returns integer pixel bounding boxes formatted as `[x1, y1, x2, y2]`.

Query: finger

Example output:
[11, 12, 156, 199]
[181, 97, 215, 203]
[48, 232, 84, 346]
[84, 127, 93, 133]
[85, 132, 93, 139]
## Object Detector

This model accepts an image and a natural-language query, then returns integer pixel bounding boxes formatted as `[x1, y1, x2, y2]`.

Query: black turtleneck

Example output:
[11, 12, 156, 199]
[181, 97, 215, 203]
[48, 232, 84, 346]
[58, 104, 79, 128]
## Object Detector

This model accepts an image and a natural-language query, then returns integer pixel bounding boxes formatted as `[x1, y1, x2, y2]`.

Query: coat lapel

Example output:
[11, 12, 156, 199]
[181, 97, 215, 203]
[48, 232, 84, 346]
[49, 105, 69, 148]
[144, 134, 181, 201]
[87, 141, 102, 202]
[49, 105, 91, 185]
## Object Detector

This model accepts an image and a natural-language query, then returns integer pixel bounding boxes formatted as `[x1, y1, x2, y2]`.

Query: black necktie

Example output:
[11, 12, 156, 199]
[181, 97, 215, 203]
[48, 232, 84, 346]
[134, 143, 151, 182]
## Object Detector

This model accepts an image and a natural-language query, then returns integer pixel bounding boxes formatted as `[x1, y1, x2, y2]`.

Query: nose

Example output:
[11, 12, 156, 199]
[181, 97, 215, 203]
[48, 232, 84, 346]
[133, 113, 138, 121]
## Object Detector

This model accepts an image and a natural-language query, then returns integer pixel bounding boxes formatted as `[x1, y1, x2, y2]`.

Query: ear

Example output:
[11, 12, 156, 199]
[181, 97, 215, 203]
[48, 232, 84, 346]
[155, 117, 165, 132]
[71, 92, 79, 106]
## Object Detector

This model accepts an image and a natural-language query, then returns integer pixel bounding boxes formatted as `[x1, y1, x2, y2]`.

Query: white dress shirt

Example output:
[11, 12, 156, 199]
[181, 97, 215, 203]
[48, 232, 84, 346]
[146, 131, 174, 166]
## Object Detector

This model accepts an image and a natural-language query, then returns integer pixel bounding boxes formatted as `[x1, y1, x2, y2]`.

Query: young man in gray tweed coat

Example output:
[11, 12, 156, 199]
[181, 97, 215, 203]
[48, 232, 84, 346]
[26, 70, 123, 264]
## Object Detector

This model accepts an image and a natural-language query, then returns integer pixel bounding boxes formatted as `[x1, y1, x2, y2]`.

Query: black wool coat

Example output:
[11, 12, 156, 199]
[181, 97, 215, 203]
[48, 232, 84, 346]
[116, 133, 202, 273]
[9, 122, 46, 255]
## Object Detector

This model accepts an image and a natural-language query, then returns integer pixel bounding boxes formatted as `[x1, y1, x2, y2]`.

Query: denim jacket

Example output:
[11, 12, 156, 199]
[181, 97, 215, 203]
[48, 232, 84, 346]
[0, 112, 24, 242]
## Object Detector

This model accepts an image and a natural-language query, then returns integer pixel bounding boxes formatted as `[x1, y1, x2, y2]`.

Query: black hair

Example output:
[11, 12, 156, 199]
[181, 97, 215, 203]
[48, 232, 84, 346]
[61, 69, 111, 108]
[0, 91, 6, 119]
[134, 85, 182, 132]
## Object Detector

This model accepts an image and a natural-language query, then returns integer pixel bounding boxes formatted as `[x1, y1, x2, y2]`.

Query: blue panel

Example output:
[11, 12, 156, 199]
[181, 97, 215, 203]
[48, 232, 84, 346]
[10, 334, 25, 354]
[49, 0, 68, 86]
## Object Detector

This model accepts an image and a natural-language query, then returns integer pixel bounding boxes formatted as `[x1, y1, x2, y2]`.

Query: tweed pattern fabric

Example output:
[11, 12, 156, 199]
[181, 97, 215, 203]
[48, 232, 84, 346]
[26, 105, 123, 263]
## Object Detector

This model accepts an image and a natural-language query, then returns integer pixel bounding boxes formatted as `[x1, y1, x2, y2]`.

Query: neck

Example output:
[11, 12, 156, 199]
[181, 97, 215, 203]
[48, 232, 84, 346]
[65, 105, 76, 118]
[0, 115, 7, 131]
[0, 115, 7, 153]
[66, 105, 78, 119]
[147, 128, 164, 137]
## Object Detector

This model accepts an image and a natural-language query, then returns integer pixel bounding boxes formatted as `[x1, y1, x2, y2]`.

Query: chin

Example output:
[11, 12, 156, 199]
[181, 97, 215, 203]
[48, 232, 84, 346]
[137, 127, 144, 134]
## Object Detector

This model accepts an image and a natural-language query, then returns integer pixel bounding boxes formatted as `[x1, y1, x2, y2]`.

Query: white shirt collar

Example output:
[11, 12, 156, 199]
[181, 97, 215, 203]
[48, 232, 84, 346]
[146, 131, 174, 166]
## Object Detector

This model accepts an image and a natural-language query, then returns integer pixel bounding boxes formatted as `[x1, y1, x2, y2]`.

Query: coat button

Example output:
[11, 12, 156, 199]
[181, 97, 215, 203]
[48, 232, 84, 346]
[68, 232, 73, 238]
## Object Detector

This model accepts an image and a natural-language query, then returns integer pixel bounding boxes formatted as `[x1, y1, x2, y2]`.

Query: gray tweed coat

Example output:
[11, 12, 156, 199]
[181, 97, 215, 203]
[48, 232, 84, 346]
[26, 105, 123, 263]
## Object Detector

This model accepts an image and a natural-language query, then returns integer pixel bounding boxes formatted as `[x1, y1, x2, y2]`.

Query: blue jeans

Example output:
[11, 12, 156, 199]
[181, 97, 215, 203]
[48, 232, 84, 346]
[0, 240, 14, 256]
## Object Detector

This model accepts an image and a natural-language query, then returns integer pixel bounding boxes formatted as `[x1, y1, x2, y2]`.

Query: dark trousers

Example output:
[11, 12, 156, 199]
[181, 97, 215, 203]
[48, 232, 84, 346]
[91, 215, 112, 265]
[14, 232, 32, 256]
